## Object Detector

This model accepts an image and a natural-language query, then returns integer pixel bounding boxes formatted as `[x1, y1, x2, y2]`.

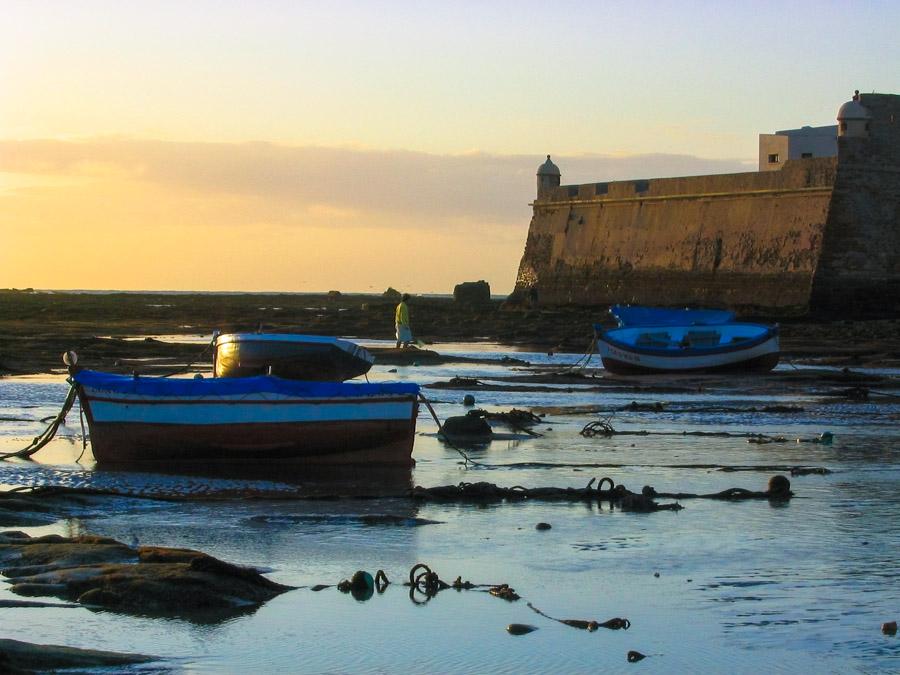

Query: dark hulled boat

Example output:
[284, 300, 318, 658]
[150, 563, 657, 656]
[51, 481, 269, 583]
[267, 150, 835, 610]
[213, 333, 374, 381]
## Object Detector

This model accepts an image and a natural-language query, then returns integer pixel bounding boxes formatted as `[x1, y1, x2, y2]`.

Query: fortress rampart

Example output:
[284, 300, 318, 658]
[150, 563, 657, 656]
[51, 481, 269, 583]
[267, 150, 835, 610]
[511, 93, 900, 316]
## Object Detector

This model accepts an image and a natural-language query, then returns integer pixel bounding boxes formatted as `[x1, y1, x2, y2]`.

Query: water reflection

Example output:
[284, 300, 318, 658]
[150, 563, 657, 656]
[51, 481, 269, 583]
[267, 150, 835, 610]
[1, 346, 900, 671]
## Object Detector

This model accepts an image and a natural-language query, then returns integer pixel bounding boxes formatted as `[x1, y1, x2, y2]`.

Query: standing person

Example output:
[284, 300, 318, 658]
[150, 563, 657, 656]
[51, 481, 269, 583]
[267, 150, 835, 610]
[395, 293, 412, 348]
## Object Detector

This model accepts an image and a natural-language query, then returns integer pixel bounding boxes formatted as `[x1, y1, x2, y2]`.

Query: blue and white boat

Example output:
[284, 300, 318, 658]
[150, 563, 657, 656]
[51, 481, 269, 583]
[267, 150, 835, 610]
[596, 306, 779, 374]
[71, 369, 420, 466]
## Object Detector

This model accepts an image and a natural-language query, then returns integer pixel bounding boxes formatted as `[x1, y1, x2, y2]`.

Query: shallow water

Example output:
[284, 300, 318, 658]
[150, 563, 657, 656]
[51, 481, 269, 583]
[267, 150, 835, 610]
[1, 345, 899, 673]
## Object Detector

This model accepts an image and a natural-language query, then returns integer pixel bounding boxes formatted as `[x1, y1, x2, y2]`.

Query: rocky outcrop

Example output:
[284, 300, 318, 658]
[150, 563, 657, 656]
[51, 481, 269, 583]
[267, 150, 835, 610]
[0, 638, 155, 673]
[0, 488, 109, 527]
[453, 280, 491, 305]
[0, 532, 294, 619]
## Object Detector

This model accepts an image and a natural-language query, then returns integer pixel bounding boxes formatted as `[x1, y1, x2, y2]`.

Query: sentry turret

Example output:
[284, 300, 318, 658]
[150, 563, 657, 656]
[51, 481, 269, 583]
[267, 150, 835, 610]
[837, 90, 871, 138]
[537, 155, 560, 199]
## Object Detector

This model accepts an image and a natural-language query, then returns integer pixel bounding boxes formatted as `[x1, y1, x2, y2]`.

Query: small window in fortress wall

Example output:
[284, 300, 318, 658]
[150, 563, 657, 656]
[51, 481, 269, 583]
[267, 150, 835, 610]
[634, 180, 650, 193]
[801, 152, 813, 159]
[768, 153, 780, 163]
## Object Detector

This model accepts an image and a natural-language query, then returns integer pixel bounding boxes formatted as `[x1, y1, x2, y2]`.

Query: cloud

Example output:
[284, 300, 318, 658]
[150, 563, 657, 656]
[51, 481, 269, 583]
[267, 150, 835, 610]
[0, 138, 751, 228]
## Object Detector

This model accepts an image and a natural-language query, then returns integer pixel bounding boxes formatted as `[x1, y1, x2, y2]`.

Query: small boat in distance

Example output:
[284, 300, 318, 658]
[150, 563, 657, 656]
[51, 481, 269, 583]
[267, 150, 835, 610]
[596, 306, 779, 374]
[214, 333, 374, 381]
[71, 368, 420, 465]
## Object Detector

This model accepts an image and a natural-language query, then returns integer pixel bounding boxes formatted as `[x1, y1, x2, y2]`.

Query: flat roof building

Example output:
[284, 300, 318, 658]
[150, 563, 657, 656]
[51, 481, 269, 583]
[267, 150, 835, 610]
[758, 125, 838, 171]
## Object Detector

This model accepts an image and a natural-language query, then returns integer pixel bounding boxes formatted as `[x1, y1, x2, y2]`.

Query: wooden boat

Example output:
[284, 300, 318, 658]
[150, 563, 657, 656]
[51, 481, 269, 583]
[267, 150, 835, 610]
[213, 333, 374, 381]
[71, 369, 419, 465]
[596, 321, 779, 374]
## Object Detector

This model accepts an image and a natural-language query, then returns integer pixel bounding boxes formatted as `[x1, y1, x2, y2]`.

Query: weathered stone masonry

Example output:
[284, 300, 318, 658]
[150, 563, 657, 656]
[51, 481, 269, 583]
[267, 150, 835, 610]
[512, 94, 900, 316]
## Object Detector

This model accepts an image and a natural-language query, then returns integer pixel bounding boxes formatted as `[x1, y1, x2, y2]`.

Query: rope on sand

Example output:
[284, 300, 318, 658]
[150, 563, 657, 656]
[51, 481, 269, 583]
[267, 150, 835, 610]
[579, 419, 835, 445]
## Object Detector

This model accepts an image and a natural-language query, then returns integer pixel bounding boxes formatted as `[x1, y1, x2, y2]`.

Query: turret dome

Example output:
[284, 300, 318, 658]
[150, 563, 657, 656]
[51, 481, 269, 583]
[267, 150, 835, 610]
[537, 155, 560, 176]
[837, 99, 871, 121]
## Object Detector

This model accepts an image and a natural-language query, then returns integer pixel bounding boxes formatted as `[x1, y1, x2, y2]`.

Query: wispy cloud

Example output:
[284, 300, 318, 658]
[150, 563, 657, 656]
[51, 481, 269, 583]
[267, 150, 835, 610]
[0, 138, 750, 227]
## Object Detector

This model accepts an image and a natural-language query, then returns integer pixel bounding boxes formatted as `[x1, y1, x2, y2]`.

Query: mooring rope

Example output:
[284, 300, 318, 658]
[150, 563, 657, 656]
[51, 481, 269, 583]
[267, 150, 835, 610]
[0, 383, 78, 461]
[417, 393, 488, 467]
[156, 333, 218, 378]
[562, 332, 598, 372]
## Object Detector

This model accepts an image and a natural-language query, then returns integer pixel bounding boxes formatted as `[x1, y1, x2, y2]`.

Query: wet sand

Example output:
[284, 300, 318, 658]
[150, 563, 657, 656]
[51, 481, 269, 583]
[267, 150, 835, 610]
[1, 339, 899, 672]
[2, 289, 900, 375]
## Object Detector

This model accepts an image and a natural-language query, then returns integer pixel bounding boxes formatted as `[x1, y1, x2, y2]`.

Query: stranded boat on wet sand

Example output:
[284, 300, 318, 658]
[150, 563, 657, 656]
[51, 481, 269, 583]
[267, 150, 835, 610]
[213, 333, 374, 381]
[595, 308, 779, 374]
[71, 370, 420, 465]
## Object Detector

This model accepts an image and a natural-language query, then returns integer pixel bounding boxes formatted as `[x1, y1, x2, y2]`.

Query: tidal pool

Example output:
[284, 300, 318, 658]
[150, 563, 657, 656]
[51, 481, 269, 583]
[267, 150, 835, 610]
[1, 345, 899, 673]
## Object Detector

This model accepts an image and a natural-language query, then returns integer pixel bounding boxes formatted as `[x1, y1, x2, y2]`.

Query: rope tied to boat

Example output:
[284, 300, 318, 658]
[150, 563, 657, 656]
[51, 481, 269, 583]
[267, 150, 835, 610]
[0, 382, 78, 461]
[417, 393, 489, 467]
[157, 332, 218, 378]
[558, 331, 598, 372]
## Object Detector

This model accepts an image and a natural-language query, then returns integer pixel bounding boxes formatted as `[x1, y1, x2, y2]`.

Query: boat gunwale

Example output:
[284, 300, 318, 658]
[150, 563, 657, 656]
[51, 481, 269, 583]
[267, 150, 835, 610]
[79, 392, 419, 406]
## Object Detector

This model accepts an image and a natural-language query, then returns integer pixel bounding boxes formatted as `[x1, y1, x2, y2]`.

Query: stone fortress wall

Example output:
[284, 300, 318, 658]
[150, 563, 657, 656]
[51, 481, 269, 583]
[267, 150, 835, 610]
[811, 94, 900, 314]
[511, 93, 900, 316]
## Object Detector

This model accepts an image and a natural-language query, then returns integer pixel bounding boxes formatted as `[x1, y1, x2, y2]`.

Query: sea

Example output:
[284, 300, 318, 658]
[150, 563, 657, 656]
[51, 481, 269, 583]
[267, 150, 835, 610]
[1, 340, 899, 673]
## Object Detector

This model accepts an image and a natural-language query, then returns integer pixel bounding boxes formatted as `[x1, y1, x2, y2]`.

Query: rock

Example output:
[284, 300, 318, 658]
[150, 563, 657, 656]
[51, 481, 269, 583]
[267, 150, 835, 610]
[627, 650, 647, 663]
[0, 598, 79, 608]
[0, 533, 294, 619]
[0, 638, 156, 671]
[507, 623, 538, 635]
[327, 290, 341, 297]
[883, 620, 898, 635]
[620, 493, 662, 512]
[453, 280, 491, 305]
[535, 522, 552, 531]
[0, 533, 137, 575]
[440, 413, 492, 443]
[382, 287, 402, 301]
[767, 475, 791, 496]
[0, 489, 92, 528]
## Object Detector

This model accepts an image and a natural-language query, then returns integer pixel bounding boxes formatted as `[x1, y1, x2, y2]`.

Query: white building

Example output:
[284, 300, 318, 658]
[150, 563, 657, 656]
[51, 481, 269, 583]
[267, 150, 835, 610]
[758, 125, 838, 171]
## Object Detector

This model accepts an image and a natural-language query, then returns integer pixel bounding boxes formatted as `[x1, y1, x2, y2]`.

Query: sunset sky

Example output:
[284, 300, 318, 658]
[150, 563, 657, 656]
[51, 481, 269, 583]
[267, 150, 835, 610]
[2, 0, 898, 294]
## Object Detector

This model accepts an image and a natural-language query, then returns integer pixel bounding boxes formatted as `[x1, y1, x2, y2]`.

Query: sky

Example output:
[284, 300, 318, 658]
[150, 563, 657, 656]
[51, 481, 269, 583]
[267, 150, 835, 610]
[2, 0, 898, 294]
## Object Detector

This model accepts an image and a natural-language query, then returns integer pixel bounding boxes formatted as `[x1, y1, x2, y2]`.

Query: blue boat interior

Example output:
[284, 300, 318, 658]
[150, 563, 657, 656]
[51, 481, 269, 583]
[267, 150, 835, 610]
[610, 304, 736, 327]
[598, 323, 774, 352]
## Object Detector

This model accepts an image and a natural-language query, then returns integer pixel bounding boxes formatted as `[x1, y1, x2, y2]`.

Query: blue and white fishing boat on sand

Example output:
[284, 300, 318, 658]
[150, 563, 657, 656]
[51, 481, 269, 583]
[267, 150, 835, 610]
[65, 334, 420, 466]
[595, 305, 779, 375]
